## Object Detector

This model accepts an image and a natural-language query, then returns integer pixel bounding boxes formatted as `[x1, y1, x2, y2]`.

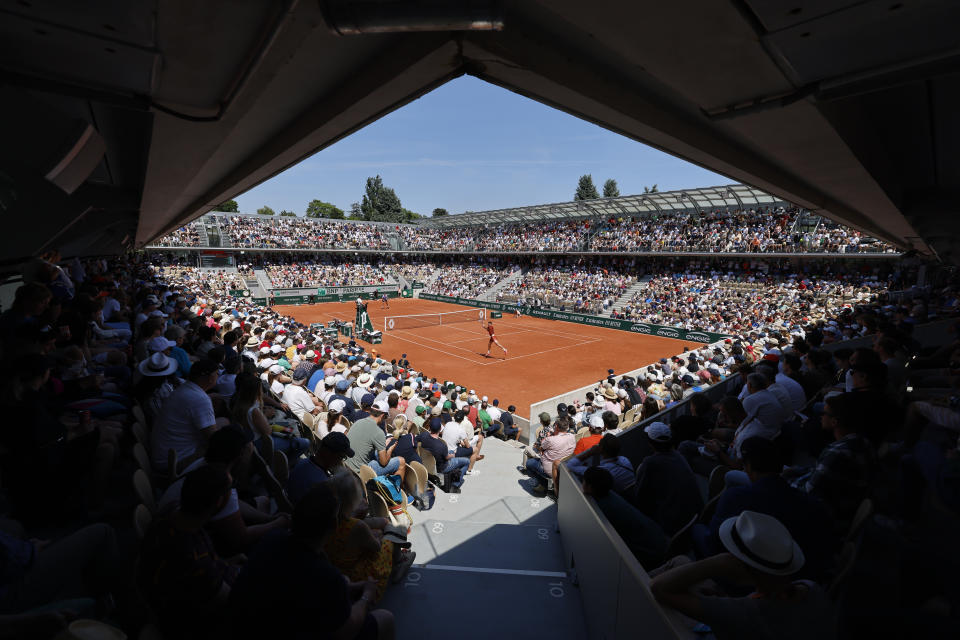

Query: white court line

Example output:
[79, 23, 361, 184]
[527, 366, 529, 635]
[414, 564, 567, 579]
[480, 337, 603, 365]
[385, 331, 487, 364]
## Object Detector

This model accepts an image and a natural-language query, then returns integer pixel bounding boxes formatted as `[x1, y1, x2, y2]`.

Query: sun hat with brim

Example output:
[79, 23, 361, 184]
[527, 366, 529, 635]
[401, 386, 413, 399]
[601, 386, 618, 400]
[356, 373, 373, 388]
[245, 336, 260, 348]
[335, 362, 348, 373]
[139, 352, 178, 377]
[718, 511, 805, 576]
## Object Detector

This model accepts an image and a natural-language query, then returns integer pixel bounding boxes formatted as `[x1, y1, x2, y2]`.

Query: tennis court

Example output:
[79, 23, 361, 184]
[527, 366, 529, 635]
[273, 298, 703, 418]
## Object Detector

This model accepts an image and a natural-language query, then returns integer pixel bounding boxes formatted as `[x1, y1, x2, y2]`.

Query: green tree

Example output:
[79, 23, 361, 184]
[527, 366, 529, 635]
[256, 205, 275, 216]
[348, 202, 363, 220]
[279, 210, 296, 216]
[643, 184, 659, 194]
[432, 208, 449, 217]
[575, 174, 599, 200]
[402, 208, 421, 222]
[213, 200, 238, 212]
[305, 199, 345, 219]
[602, 179, 620, 198]
[360, 175, 403, 222]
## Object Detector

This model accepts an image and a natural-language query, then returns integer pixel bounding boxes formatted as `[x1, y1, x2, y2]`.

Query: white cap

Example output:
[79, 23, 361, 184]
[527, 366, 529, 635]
[644, 421, 672, 442]
[588, 414, 604, 429]
[259, 346, 270, 354]
[147, 336, 176, 352]
[328, 399, 346, 413]
[481, 395, 488, 403]
[268, 364, 283, 375]
[373, 399, 390, 413]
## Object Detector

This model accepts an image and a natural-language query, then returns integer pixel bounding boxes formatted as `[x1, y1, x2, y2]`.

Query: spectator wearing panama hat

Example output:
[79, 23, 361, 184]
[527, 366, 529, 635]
[601, 385, 621, 416]
[650, 511, 835, 640]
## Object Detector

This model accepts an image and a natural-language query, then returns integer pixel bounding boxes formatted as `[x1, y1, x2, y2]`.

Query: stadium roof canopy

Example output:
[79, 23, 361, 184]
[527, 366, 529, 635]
[419, 184, 784, 228]
[2, 1, 960, 260]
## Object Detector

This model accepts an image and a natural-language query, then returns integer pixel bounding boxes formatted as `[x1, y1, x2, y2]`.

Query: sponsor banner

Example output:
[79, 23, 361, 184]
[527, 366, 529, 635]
[270, 285, 393, 297]
[270, 290, 401, 306]
[418, 293, 731, 343]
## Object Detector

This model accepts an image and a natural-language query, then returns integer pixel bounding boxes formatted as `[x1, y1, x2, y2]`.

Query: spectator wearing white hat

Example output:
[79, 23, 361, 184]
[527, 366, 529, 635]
[574, 413, 605, 455]
[317, 398, 350, 439]
[650, 511, 833, 640]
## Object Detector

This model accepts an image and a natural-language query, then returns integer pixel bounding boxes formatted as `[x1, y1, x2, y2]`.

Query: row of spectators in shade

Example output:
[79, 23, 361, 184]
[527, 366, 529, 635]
[0, 250, 543, 639]
[152, 207, 896, 253]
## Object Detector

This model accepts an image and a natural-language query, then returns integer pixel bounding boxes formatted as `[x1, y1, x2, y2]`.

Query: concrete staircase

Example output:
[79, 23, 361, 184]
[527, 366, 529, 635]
[252, 268, 274, 293]
[379, 438, 586, 638]
[479, 266, 527, 301]
[605, 278, 649, 316]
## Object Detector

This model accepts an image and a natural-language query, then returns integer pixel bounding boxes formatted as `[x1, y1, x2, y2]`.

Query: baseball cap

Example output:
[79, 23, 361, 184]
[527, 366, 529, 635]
[147, 336, 176, 353]
[335, 379, 350, 391]
[320, 432, 354, 458]
[372, 399, 390, 413]
[539, 412, 551, 424]
[360, 393, 375, 406]
[415, 405, 427, 415]
[292, 363, 312, 381]
[644, 421, 672, 442]
[588, 414, 604, 430]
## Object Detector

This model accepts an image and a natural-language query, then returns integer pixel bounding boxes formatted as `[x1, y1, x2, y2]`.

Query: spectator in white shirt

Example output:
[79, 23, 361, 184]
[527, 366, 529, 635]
[281, 364, 322, 421]
[150, 359, 222, 472]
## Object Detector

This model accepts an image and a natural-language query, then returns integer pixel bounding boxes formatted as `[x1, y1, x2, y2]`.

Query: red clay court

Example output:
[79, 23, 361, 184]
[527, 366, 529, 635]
[274, 297, 701, 418]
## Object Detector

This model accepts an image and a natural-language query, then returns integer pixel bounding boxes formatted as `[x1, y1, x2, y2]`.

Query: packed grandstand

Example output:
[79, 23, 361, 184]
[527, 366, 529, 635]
[5, 185, 958, 640]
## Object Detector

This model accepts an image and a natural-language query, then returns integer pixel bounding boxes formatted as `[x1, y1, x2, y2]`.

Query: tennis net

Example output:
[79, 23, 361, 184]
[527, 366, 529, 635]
[384, 307, 486, 331]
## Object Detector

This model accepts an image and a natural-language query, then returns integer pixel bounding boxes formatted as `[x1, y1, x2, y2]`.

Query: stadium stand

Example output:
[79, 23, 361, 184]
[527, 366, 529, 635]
[2, 211, 957, 639]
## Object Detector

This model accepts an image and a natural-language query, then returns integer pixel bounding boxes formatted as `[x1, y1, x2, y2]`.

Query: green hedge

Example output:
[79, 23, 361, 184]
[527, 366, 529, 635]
[417, 293, 730, 344]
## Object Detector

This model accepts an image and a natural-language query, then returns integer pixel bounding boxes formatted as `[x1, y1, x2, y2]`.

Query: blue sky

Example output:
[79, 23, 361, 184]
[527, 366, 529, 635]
[235, 76, 731, 217]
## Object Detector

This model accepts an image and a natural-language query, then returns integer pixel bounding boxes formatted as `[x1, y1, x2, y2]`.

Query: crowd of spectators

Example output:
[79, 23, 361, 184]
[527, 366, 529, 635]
[519, 274, 960, 637]
[257, 255, 391, 289]
[4, 243, 959, 638]
[154, 220, 204, 247]
[399, 220, 586, 252]
[589, 207, 896, 254]
[497, 263, 636, 314]
[220, 215, 392, 250]
[153, 208, 896, 255]
[0, 249, 542, 638]
[611, 260, 893, 336]
[422, 261, 518, 299]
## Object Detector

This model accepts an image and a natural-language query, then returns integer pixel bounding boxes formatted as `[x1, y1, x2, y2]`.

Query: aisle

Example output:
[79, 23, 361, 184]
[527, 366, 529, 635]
[380, 438, 586, 638]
